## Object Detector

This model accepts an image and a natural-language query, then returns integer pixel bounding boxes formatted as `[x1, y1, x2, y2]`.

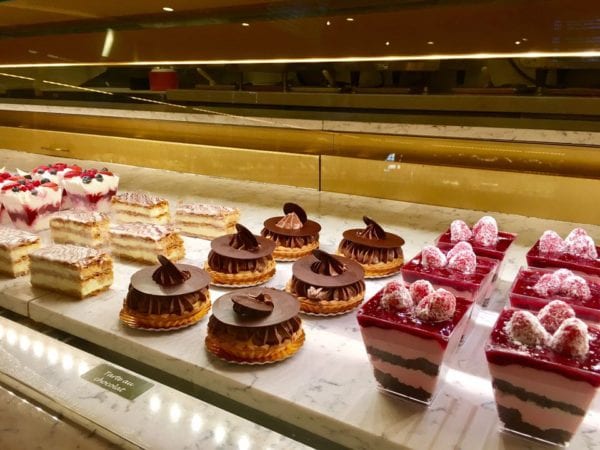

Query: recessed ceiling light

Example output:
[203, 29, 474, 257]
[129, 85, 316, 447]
[346, 17, 354, 22]
[515, 40, 521, 45]
[326, 20, 331, 26]
[242, 22, 250, 27]
[162, 7, 174, 12]
[427, 41, 434, 45]
[385, 41, 390, 46]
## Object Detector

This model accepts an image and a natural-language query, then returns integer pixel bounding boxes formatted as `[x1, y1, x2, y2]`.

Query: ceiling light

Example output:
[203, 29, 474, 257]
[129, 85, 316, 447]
[346, 17, 354, 22]
[242, 22, 250, 27]
[427, 41, 434, 45]
[515, 40, 521, 45]
[385, 41, 390, 46]
[162, 7, 174, 12]
[326, 20, 331, 26]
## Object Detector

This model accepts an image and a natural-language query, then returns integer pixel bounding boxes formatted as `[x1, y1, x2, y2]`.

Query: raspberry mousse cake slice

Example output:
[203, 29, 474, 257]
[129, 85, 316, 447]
[62, 167, 119, 212]
[111, 191, 170, 225]
[0, 170, 15, 225]
[0, 226, 41, 277]
[261, 202, 321, 261]
[527, 228, 600, 279]
[358, 280, 472, 404]
[401, 243, 498, 305]
[110, 223, 185, 264]
[435, 216, 517, 278]
[485, 304, 600, 446]
[510, 267, 600, 323]
[50, 211, 109, 249]
[338, 216, 405, 278]
[287, 249, 365, 315]
[31, 162, 81, 209]
[205, 224, 276, 287]
[1, 178, 62, 231]
[175, 203, 240, 239]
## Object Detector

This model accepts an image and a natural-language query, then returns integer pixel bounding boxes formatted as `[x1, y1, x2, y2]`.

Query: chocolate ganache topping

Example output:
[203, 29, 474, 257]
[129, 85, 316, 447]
[261, 203, 321, 249]
[232, 292, 274, 317]
[358, 216, 386, 240]
[230, 224, 260, 251]
[283, 202, 307, 224]
[311, 249, 346, 276]
[152, 255, 191, 286]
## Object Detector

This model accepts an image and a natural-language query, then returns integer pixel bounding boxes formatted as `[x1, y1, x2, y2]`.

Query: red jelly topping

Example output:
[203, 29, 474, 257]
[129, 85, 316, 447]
[485, 309, 600, 386]
[357, 288, 472, 348]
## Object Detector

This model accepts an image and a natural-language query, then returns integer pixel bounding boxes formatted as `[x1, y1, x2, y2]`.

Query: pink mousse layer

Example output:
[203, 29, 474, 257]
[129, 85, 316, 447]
[527, 240, 600, 280]
[401, 252, 498, 304]
[509, 267, 600, 323]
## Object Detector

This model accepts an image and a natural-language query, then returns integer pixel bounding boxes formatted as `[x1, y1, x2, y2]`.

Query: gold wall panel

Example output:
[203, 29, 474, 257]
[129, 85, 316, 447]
[0, 126, 319, 189]
[321, 155, 600, 225]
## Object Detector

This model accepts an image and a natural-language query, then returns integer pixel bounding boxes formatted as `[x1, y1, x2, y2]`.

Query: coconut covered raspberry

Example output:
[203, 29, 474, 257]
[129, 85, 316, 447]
[505, 310, 549, 347]
[421, 245, 447, 269]
[472, 216, 498, 247]
[551, 318, 589, 359]
[446, 241, 473, 261]
[533, 273, 562, 297]
[450, 219, 472, 243]
[409, 279, 435, 303]
[539, 230, 565, 254]
[380, 281, 413, 311]
[561, 275, 592, 300]
[447, 248, 477, 274]
[565, 235, 598, 260]
[537, 300, 576, 334]
[415, 288, 456, 322]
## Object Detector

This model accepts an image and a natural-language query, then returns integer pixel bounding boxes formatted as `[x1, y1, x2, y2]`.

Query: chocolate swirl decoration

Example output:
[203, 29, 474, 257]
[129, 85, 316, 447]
[283, 202, 308, 224]
[357, 216, 386, 240]
[152, 255, 191, 286]
[232, 292, 274, 318]
[310, 249, 346, 276]
[229, 224, 260, 251]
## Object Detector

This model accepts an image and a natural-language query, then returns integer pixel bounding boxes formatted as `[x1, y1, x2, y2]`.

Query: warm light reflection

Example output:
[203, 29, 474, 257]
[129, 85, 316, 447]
[346, 17, 354, 22]
[19, 335, 30, 352]
[62, 354, 73, 371]
[42, 80, 113, 96]
[0, 324, 3, 340]
[385, 41, 390, 46]
[242, 23, 250, 27]
[238, 435, 251, 450]
[214, 424, 226, 444]
[191, 414, 203, 432]
[326, 20, 331, 26]
[33, 341, 44, 358]
[162, 6, 174, 12]
[47, 347, 58, 365]
[101, 29, 115, 58]
[78, 361, 90, 376]
[150, 395, 161, 412]
[169, 404, 182, 423]
[7, 329, 17, 346]
[427, 41, 435, 45]
[129, 96, 186, 109]
[0, 72, 35, 81]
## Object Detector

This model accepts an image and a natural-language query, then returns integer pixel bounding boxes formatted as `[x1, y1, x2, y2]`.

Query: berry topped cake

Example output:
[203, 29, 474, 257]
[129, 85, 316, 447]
[510, 267, 600, 323]
[31, 162, 81, 209]
[0, 170, 14, 225]
[527, 228, 599, 279]
[261, 202, 321, 261]
[435, 216, 516, 277]
[287, 249, 365, 315]
[358, 280, 472, 404]
[485, 303, 600, 446]
[401, 242, 498, 304]
[62, 167, 119, 212]
[0, 177, 62, 231]
[338, 216, 405, 278]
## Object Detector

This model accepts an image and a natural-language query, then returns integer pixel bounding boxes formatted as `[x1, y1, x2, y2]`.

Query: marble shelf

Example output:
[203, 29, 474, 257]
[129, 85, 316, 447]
[0, 149, 599, 450]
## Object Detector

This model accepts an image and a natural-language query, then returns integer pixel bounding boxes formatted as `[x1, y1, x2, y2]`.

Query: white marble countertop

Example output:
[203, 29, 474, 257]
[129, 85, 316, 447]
[0, 149, 599, 450]
[0, 315, 308, 450]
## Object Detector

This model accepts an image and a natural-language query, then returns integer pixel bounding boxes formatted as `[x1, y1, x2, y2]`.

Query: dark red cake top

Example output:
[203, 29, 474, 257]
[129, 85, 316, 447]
[485, 308, 600, 386]
[357, 281, 472, 348]
[0, 172, 12, 182]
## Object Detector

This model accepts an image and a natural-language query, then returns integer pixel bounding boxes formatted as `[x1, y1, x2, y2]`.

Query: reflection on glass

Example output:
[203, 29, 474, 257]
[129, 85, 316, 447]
[47, 347, 58, 365]
[169, 403, 181, 423]
[19, 334, 30, 352]
[150, 394, 161, 413]
[33, 340, 44, 358]
[78, 361, 90, 376]
[238, 435, 251, 450]
[7, 329, 17, 346]
[62, 354, 73, 371]
[214, 424, 226, 444]
[191, 414, 203, 432]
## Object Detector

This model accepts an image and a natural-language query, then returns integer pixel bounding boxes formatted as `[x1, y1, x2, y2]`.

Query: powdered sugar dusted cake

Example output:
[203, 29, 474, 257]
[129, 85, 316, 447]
[175, 203, 239, 239]
[0, 226, 41, 277]
[110, 222, 185, 264]
[50, 211, 109, 249]
[111, 191, 170, 225]
[30, 244, 113, 298]
[485, 303, 600, 446]
[62, 168, 119, 212]
[1, 178, 62, 231]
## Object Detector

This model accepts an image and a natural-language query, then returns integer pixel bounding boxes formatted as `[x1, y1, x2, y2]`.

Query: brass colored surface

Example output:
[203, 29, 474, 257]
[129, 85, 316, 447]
[0, 126, 319, 189]
[321, 156, 600, 225]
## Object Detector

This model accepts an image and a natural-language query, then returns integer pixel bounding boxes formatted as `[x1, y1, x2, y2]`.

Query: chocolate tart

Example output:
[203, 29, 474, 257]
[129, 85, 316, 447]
[287, 249, 365, 315]
[338, 216, 405, 278]
[120, 255, 211, 330]
[205, 224, 276, 286]
[261, 203, 321, 261]
[205, 287, 305, 364]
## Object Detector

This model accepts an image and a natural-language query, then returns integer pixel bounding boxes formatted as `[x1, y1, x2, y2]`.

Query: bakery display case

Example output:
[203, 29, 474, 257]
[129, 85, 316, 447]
[0, 1, 599, 449]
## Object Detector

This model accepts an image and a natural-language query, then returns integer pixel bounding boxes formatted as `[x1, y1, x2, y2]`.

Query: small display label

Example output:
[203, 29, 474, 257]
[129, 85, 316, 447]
[82, 363, 153, 400]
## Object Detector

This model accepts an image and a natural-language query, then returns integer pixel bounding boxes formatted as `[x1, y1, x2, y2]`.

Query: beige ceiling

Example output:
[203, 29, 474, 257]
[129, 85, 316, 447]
[0, 0, 288, 27]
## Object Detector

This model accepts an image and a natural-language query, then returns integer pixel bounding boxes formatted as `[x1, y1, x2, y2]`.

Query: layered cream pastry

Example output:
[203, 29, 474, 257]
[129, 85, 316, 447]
[205, 224, 276, 286]
[111, 191, 170, 225]
[120, 255, 211, 330]
[338, 216, 405, 278]
[30, 244, 113, 298]
[175, 203, 240, 239]
[1, 178, 62, 231]
[0, 226, 41, 277]
[62, 168, 119, 212]
[261, 202, 321, 261]
[110, 223, 185, 264]
[287, 249, 365, 315]
[50, 211, 109, 249]
[206, 287, 304, 364]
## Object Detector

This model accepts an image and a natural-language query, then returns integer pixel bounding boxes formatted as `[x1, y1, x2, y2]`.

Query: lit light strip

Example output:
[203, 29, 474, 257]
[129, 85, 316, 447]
[0, 51, 599, 68]
[128, 96, 187, 109]
[0, 72, 35, 81]
[42, 80, 114, 95]
[190, 106, 309, 129]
